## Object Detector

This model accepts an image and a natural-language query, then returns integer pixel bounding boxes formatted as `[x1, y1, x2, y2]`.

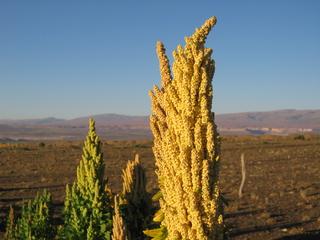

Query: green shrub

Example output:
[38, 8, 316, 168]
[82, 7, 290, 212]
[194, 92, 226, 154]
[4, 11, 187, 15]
[5, 190, 54, 240]
[59, 119, 112, 239]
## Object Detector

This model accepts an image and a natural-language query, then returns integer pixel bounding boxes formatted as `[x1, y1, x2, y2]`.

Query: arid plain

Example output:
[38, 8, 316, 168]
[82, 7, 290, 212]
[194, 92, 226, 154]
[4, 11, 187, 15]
[0, 135, 319, 239]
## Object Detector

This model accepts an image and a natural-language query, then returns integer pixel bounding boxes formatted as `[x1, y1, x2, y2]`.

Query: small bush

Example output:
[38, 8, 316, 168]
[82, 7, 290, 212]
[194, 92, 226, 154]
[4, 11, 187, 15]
[294, 134, 305, 140]
[5, 190, 55, 240]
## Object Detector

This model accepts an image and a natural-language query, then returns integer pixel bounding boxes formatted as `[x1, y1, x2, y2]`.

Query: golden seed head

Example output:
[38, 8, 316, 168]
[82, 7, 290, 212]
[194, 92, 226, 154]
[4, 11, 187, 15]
[150, 17, 223, 239]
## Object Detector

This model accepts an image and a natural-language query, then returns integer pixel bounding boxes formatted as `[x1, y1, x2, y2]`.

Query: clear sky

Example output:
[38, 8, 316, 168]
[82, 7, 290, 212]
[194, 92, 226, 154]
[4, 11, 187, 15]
[0, 1, 319, 119]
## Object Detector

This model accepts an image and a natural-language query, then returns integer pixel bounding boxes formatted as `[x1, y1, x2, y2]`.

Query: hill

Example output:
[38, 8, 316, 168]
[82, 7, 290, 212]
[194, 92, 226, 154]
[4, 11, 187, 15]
[0, 109, 319, 140]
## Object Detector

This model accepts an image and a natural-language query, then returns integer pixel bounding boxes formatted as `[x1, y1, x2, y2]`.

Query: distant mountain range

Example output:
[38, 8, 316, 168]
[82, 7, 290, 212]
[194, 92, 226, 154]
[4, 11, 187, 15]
[0, 109, 319, 140]
[0, 114, 148, 128]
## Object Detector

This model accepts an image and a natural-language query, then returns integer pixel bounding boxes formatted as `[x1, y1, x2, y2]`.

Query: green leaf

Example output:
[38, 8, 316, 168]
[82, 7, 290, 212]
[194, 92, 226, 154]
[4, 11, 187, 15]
[143, 226, 167, 239]
[153, 209, 164, 223]
[152, 191, 163, 201]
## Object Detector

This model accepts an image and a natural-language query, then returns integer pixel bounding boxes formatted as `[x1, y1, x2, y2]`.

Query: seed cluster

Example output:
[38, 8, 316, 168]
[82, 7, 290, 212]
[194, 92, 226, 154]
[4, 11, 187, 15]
[150, 17, 224, 239]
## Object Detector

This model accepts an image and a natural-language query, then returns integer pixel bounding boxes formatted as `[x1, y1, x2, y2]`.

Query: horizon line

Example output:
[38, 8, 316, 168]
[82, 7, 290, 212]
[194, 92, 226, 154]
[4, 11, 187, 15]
[1, 108, 319, 121]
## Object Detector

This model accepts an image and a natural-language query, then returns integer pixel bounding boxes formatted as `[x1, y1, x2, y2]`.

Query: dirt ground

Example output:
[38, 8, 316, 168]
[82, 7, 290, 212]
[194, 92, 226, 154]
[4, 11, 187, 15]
[0, 135, 320, 239]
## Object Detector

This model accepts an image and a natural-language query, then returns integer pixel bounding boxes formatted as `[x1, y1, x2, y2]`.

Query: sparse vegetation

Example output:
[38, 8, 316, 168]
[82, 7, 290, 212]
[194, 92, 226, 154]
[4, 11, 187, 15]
[1, 135, 320, 239]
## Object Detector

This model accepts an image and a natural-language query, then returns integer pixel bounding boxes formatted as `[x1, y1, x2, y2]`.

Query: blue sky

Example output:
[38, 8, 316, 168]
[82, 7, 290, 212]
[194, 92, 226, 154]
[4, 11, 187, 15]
[0, 1, 319, 119]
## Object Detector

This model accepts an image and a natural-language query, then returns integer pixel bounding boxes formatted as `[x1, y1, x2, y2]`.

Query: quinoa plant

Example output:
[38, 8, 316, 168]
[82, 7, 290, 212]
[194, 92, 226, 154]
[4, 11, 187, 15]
[5, 190, 54, 240]
[4, 206, 15, 240]
[60, 119, 112, 239]
[119, 154, 151, 239]
[146, 17, 224, 239]
[111, 195, 128, 240]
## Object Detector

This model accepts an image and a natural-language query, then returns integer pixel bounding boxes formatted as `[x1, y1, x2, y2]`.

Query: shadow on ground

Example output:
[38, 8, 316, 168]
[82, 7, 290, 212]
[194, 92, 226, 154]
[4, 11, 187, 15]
[276, 230, 320, 240]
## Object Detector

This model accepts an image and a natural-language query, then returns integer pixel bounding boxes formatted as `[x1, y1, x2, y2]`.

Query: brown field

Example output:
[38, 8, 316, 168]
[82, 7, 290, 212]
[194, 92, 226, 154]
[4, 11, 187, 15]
[0, 135, 320, 239]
